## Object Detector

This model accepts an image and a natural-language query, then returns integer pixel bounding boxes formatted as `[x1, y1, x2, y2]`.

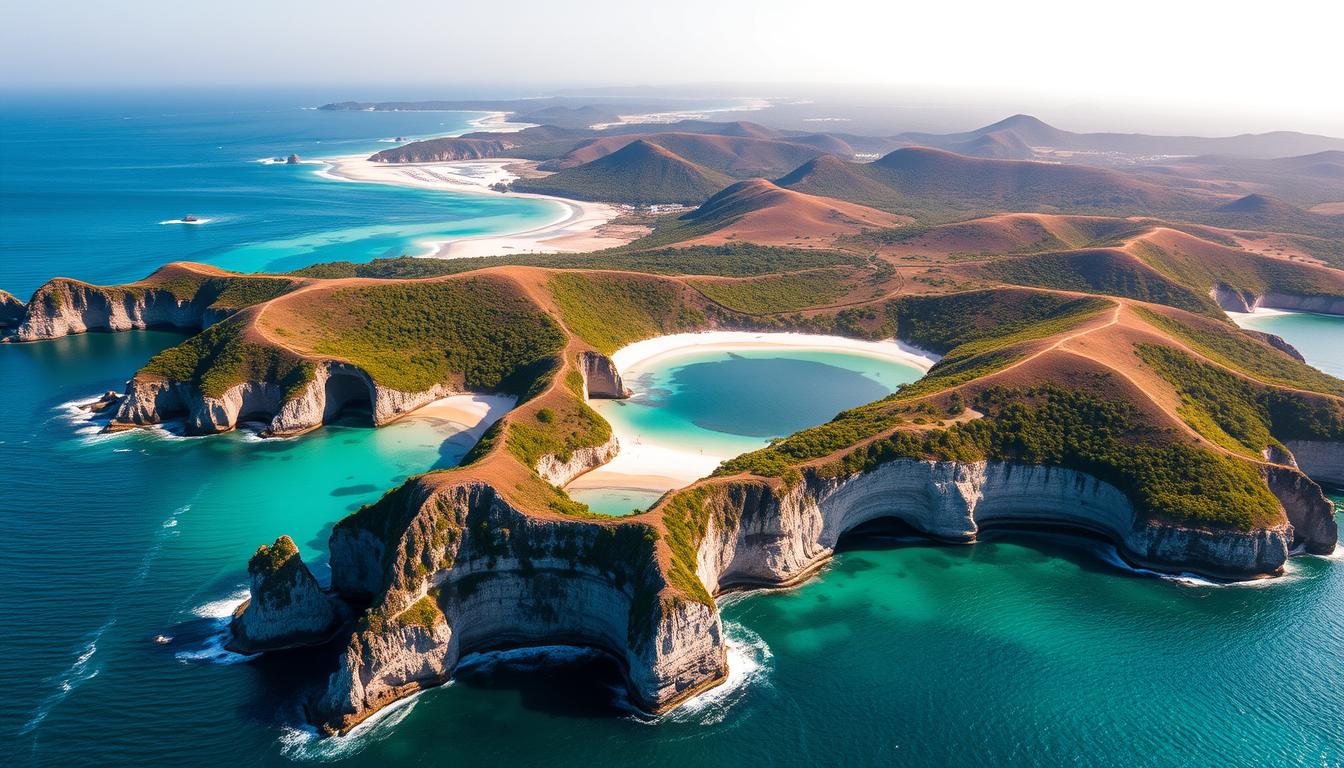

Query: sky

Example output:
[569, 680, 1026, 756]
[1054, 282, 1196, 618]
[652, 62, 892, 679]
[2, 0, 1341, 135]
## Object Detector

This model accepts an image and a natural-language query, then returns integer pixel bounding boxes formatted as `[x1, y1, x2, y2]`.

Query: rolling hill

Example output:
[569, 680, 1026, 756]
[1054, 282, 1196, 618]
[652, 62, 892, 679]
[511, 139, 734, 204]
[673, 178, 907, 247]
[897, 113, 1344, 160]
[776, 148, 1213, 218]
[538, 132, 832, 177]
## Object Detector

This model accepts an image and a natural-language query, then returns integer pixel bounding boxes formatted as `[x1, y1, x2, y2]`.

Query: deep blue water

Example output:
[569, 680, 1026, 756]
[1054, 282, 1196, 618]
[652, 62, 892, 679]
[0, 90, 557, 298]
[2, 94, 1343, 766]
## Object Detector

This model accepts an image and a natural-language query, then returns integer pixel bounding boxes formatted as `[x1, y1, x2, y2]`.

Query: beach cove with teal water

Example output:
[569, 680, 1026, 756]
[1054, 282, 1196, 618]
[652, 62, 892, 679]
[2, 93, 1344, 766]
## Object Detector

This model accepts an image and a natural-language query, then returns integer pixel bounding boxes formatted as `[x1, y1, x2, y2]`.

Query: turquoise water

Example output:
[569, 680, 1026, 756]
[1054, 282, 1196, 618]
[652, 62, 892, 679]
[3, 93, 1344, 765]
[1231, 310, 1344, 378]
[573, 349, 926, 515]
[0, 91, 559, 298]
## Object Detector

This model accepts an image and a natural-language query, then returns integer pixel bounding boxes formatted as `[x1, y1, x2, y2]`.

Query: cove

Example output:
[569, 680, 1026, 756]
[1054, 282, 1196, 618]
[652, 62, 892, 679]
[569, 344, 929, 515]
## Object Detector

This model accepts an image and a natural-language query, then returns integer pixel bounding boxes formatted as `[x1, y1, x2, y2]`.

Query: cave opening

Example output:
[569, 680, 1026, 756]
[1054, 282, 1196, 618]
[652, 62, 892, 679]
[323, 372, 374, 426]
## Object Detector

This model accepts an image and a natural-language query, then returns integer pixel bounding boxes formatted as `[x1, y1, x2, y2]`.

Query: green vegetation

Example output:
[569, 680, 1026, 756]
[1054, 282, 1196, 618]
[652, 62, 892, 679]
[547, 272, 702, 354]
[292, 244, 870, 280]
[1132, 306, 1344, 396]
[140, 316, 314, 399]
[147, 273, 298, 311]
[394, 592, 443, 630]
[976, 250, 1217, 315]
[1130, 239, 1344, 300]
[512, 141, 733, 205]
[726, 384, 1284, 530]
[1136, 344, 1344, 456]
[247, 535, 299, 574]
[692, 269, 851, 314]
[895, 295, 1112, 396]
[658, 486, 718, 605]
[290, 279, 566, 394]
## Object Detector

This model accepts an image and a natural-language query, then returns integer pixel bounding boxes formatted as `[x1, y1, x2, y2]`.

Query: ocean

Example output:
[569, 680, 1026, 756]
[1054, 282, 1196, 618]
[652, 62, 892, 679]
[2, 92, 1343, 766]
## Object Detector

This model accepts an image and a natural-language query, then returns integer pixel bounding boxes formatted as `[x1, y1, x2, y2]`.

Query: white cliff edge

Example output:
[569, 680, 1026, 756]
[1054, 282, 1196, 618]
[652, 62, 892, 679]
[241, 449, 1336, 736]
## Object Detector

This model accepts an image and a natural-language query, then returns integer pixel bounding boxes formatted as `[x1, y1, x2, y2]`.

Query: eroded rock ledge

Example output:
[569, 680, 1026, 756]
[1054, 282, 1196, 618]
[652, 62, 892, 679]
[108, 361, 460, 437]
[234, 452, 1338, 735]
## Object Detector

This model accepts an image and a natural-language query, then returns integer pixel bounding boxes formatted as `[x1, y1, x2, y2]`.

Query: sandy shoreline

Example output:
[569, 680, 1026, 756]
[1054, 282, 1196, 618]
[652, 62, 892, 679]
[317, 154, 634, 259]
[568, 333, 941, 496]
[402, 393, 515, 438]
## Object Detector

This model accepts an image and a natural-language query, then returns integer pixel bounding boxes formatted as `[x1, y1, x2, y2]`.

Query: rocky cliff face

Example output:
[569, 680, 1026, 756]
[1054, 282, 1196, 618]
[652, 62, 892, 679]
[536, 435, 620, 486]
[15, 281, 231, 341]
[695, 460, 1310, 588]
[313, 480, 724, 734]
[1265, 465, 1338, 554]
[109, 360, 459, 436]
[259, 453, 1337, 735]
[579, 351, 631, 398]
[1285, 440, 1344, 488]
[227, 536, 339, 654]
[1210, 285, 1344, 316]
[0, 290, 24, 330]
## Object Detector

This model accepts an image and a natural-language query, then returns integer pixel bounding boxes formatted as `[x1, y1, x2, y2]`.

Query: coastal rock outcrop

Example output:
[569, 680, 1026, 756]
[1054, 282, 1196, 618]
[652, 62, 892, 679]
[1265, 465, 1338, 554]
[536, 434, 620, 486]
[16, 280, 229, 341]
[579, 351, 631, 398]
[227, 536, 339, 654]
[312, 480, 724, 734]
[1210, 285, 1344, 316]
[109, 360, 459, 436]
[0, 290, 24, 331]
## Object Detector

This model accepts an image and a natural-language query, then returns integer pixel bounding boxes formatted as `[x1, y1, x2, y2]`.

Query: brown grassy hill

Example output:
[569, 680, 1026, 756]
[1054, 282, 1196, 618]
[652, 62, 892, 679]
[899, 114, 1344, 160]
[865, 148, 1209, 213]
[674, 179, 908, 248]
[775, 154, 912, 212]
[848, 213, 1148, 259]
[539, 132, 830, 177]
[944, 130, 1036, 160]
[512, 139, 734, 205]
[775, 149, 1216, 219]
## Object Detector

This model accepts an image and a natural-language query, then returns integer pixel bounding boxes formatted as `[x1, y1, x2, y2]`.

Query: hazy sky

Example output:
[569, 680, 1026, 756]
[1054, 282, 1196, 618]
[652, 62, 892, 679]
[3, 0, 1341, 135]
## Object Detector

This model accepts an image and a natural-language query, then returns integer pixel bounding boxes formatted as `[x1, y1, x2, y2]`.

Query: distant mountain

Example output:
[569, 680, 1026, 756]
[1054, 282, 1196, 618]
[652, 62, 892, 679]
[539, 132, 831, 177]
[512, 139, 734, 205]
[775, 148, 1210, 218]
[943, 130, 1036, 160]
[1133, 150, 1344, 207]
[897, 114, 1344, 160]
[1216, 193, 1302, 216]
[775, 154, 912, 211]
[676, 179, 906, 246]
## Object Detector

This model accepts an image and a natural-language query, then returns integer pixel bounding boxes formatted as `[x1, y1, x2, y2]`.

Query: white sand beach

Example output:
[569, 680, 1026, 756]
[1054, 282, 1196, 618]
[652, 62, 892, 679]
[567, 332, 940, 495]
[317, 154, 636, 258]
[403, 393, 515, 438]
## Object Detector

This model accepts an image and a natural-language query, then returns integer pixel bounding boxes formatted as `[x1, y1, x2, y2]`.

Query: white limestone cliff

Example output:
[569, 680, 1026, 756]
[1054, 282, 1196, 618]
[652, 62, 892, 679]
[108, 360, 460, 436]
[15, 281, 233, 341]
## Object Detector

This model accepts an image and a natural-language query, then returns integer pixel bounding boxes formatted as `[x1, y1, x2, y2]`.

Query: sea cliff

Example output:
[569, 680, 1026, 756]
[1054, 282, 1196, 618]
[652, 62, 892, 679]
[110, 360, 460, 436]
[231, 450, 1338, 734]
[311, 480, 724, 734]
[227, 536, 340, 654]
